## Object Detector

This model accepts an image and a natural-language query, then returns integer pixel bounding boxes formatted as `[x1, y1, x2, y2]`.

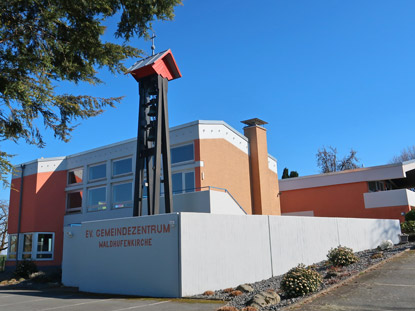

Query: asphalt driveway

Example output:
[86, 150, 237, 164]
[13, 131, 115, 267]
[0, 287, 223, 311]
[287, 250, 415, 311]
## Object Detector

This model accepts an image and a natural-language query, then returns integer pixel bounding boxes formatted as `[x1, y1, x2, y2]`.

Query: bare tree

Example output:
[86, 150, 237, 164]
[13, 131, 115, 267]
[391, 145, 415, 163]
[0, 200, 8, 253]
[316, 146, 360, 173]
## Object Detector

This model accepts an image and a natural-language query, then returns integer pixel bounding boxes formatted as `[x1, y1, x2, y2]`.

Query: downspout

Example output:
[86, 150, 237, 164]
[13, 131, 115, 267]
[15, 164, 25, 264]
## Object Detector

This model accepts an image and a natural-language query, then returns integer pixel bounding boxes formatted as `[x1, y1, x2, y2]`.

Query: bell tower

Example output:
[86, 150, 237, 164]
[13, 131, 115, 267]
[126, 49, 181, 216]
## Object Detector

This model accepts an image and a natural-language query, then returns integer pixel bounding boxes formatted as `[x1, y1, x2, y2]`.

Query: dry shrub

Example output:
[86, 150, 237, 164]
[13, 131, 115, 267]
[217, 306, 239, 311]
[230, 290, 243, 297]
[370, 252, 383, 259]
[203, 290, 215, 296]
[223, 288, 234, 293]
[242, 307, 258, 311]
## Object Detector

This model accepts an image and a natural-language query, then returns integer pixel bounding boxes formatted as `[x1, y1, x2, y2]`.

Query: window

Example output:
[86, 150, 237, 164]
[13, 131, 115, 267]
[68, 168, 83, 185]
[88, 187, 107, 211]
[7, 233, 54, 261]
[171, 144, 194, 164]
[36, 234, 53, 259]
[113, 158, 132, 176]
[113, 182, 133, 208]
[22, 234, 33, 259]
[8, 235, 17, 259]
[67, 191, 83, 214]
[89, 163, 106, 181]
[368, 180, 394, 192]
[172, 171, 195, 193]
[172, 173, 182, 193]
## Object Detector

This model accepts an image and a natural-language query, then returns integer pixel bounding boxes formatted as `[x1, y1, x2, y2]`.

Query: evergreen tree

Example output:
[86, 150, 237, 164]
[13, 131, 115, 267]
[0, 0, 182, 186]
[282, 167, 289, 179]
[289, 171, 299, 178]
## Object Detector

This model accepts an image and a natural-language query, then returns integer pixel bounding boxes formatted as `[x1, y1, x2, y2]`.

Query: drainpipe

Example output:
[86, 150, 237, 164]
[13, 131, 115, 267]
[15, 164, 25, 264]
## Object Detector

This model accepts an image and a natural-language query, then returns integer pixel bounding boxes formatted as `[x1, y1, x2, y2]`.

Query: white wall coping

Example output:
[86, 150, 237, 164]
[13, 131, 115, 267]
[280, 160, 415, 191]
[364, 188, 415, 209]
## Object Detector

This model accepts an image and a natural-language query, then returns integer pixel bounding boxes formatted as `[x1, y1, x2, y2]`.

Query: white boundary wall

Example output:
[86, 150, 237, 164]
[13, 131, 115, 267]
[62, 213, 401, 297]
[63, 214, 180, 297]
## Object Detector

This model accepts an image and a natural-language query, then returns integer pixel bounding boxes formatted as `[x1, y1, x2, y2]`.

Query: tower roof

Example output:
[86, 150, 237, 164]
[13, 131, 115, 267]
[126, 49, 182, 81]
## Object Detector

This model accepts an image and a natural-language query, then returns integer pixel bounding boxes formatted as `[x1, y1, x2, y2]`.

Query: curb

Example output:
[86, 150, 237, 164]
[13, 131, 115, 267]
[281, 248, 411, 310]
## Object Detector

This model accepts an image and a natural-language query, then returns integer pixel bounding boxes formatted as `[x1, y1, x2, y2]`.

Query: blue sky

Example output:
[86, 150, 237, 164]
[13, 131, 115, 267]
[1, 0, 415, 200]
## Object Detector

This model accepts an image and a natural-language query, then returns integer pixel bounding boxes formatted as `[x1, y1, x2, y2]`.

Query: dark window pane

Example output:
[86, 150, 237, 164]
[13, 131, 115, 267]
[185, 172, 195, 192]
[172, 173, 182, 193]
[171, 144, 194, 164]
[36, 254, 53, 259]
[67, 192, 82, 213]
[113, 158, 132, 176]
[9, 235, 17, 253]
[23, 234, 32, 253]
[68, 168, 83, 184]
[113, 183, 132, 208]
[89, 164, 106, 180]
[88, 187, 107, 210]
[37, 234, 53, 252]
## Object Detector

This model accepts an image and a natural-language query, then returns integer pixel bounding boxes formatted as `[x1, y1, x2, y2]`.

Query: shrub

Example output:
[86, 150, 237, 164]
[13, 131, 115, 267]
[327, 246, 358, 267]
[280, 264, 322, 298]
[242, 307, 258, 311]
[203, 290, 215, 296]
[401, 221, 415, 234]
[223, 288, 234, 293]
[405, 210, 415, 221]
[370, 252, 383, 260]
[14, 260, 38, 279]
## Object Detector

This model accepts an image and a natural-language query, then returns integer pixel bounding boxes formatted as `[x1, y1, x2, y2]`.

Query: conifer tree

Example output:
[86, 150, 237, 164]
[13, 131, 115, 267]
[0, 0, 182, 185]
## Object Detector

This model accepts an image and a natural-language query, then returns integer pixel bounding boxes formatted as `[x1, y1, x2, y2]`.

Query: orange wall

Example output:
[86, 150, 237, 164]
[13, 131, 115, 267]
[7, 170, 67, 267]
[280, 182, 410, 222]
[196, 139, 253, 214]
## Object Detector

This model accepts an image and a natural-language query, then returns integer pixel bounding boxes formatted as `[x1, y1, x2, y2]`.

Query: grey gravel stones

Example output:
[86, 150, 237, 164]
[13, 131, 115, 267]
[194, 242, 415, 310]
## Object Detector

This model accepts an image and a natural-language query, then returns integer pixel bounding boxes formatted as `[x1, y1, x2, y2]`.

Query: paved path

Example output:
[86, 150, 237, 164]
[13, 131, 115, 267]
[0, 287, 223, 311]
[288, 250, 415, 311]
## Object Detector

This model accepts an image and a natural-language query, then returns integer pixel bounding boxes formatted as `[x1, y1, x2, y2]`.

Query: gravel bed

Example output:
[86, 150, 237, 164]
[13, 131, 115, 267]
[193, 242, 415, 310]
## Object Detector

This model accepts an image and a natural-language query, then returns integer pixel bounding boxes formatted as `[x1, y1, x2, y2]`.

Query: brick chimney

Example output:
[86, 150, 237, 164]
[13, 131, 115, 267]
[242, 119, 281, 215]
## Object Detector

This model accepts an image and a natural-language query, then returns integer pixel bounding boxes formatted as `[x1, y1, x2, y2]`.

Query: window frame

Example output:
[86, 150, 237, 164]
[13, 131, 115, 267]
[66, 190, 83, 214]
[172, 170, 195, 194]
[36, 233, 54, 260]
[67, 167, 84, 185]
[7, 232, 55, 261]
[112, 181, 133, 209]
[112, 157, 133, 178]
[87, 186, 108, 212]
[22, 233, 33, 259]
[88, 162, 107, 182]
[171, 143, 195, 166]
[7, 234, 17, 260]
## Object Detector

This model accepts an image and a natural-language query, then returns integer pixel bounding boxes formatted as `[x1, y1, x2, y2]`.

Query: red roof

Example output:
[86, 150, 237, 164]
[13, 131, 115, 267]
[126, 49, 182, 81]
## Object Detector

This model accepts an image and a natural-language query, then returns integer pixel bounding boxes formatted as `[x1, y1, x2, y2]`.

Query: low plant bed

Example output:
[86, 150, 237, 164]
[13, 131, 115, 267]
[195, 242, 415, 311]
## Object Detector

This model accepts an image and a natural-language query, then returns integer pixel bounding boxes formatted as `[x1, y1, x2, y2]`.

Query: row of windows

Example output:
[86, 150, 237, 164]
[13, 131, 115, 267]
[67, 144, 194, 186]
[8, 233, 54, 260]
[68, 157, 132, 185]
[66, 171, 195, 214]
